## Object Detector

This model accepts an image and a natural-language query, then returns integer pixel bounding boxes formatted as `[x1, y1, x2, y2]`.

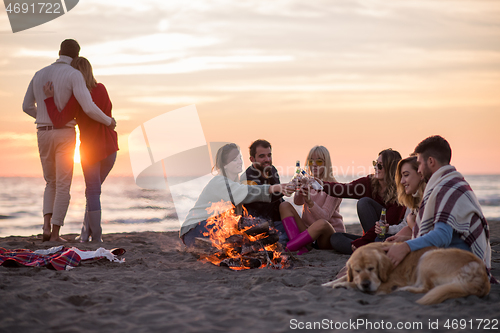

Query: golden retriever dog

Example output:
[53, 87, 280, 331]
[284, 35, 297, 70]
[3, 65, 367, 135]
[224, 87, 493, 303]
[322, 242, 490, 305]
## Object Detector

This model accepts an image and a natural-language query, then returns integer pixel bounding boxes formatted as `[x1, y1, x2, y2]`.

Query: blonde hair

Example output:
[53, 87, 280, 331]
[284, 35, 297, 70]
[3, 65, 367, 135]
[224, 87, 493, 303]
[395, 156, 426, 209]
[371, 148, 402, 204]
[305, 145, 336, 182]
[71, 57, 97, 91]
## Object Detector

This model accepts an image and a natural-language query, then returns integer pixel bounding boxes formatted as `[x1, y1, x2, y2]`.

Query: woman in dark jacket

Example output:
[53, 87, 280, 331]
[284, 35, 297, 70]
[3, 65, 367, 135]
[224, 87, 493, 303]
[324, 149, 406, 254]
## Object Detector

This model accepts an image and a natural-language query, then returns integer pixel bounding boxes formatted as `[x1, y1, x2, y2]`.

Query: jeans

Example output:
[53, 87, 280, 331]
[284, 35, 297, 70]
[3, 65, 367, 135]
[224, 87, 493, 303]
[272, 220, 289, 246]
[357, 197, 384, 233]
[330, 197, 385, 254]
[182, 220, 212, 247]
[81, 152, 116, 212]
[330, 233, 360, 254]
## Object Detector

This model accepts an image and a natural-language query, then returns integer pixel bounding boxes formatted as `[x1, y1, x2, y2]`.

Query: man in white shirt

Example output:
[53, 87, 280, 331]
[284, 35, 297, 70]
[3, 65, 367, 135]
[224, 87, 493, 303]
[23, 39, 116, 242]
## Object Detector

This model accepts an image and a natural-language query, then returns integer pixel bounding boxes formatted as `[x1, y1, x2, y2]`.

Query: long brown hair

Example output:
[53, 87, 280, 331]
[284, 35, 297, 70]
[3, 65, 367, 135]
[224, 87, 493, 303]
[212, 143, 240, 177]
[71, 56, 97, 91]
[395, 156, 426, 209]
[371, 148, 401, 204]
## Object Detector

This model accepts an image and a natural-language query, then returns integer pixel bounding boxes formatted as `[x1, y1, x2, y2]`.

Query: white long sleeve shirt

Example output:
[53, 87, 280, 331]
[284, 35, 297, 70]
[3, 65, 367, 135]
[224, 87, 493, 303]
[22, 55, 112, 128]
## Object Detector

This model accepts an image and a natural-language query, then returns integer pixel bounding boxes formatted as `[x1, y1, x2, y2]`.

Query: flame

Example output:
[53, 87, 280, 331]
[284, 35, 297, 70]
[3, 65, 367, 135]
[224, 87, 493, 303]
[197, 200, 289, 270]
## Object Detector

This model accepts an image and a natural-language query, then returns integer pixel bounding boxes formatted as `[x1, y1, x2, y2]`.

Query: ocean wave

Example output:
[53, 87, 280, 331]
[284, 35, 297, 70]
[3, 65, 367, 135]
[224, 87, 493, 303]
[479, 198, 500, 207]
[128, 205, 169, 210]
[106, 218, 164, 224]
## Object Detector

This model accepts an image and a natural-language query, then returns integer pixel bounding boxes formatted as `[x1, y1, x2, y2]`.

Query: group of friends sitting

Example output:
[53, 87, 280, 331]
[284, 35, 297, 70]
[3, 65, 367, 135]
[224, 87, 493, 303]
[180, 135, 493, 281]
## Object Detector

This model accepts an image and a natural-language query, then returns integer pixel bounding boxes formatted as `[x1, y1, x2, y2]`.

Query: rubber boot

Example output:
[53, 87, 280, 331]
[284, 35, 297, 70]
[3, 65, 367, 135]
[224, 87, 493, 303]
[282, 216, 300, 240]
[286, 230, 314, 252]
[88, 210, 103, 243]
[75, 210, 90, 242]
[282, 216, 308, 253]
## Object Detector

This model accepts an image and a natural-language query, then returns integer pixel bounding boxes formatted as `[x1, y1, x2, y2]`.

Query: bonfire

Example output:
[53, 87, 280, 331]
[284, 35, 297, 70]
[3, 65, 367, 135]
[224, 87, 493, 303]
[190, 201, 290, 271]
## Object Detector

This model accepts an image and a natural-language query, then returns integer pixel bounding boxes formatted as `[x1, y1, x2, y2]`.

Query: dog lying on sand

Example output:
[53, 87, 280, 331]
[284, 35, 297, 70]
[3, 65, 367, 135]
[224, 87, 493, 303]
[322, 242, 490, 305]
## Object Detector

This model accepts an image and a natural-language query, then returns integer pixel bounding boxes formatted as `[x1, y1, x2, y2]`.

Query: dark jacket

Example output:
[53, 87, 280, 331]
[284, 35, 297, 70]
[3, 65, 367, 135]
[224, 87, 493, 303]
[241, 165, 284, 222]
[323, 176, 406, 247]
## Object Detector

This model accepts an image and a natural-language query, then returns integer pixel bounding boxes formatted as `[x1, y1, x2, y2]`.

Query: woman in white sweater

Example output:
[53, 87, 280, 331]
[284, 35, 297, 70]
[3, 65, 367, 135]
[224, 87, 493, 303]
[180, 143, 292, 247]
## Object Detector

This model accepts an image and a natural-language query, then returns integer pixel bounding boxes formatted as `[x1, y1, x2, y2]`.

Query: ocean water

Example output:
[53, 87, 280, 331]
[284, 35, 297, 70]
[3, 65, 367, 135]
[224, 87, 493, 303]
[0, 175, 499, 238]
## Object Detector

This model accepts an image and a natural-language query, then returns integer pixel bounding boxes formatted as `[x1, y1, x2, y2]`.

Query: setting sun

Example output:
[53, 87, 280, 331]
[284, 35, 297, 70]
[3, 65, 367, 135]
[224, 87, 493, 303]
[74, 127, 81, 164]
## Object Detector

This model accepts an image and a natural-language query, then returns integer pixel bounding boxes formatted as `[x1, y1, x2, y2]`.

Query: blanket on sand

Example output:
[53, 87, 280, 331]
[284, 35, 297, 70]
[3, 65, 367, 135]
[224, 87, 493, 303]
[0, 246, 125, 271]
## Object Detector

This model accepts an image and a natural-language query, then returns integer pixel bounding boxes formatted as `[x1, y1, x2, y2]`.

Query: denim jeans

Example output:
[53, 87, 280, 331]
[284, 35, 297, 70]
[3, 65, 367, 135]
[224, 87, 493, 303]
[330, 232, 360, 254]
[272, 220, 289, 246]
[182, 220, 213, 247]
[356, 197, 384, 233]
[330, 197, 385, 254]
[81, 152, 116, 212]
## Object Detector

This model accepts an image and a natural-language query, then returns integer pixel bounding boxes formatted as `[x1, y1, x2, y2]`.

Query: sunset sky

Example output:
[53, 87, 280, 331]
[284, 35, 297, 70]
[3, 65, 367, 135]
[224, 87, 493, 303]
[1, 0, 499, 178]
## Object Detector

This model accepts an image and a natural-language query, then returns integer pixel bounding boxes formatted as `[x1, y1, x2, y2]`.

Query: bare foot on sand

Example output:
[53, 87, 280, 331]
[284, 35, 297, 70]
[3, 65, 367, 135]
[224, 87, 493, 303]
[42, 214, 52, 242]
[49, 224, 67, 242]
[42, 227, 51, 242]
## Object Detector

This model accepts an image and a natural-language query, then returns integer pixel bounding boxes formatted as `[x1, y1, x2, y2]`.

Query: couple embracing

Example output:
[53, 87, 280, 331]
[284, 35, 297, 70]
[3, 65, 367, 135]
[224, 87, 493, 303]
[23, 39, 118, 243]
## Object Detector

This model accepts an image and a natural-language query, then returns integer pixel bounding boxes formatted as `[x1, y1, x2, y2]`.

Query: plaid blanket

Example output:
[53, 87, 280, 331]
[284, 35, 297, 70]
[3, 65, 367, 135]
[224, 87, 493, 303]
[0, 246, 125, 271]
[415, 165, 492, 272]
[0, 246, 81, 271]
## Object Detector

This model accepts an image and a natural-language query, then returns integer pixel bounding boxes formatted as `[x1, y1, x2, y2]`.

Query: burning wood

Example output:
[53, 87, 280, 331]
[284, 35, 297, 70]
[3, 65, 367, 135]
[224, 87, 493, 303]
[190, 201, 290, 271]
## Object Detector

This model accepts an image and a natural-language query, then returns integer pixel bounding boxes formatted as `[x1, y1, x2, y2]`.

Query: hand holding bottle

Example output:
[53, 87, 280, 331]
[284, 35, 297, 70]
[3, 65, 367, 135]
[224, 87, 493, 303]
[283, 182, 297, 197]
[270, 183, 295, 197]
[376, 208, 388, 239]
[300, 170, 323, 190]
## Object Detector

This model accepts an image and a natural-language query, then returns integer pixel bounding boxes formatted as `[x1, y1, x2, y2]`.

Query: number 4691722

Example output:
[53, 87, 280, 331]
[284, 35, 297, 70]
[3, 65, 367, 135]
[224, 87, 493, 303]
[444, 319, 498, 330]
[5, 2, 62, 14]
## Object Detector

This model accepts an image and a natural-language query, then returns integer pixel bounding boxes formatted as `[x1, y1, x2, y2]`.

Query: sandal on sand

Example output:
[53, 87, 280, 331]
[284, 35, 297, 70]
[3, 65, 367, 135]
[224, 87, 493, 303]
[110, 248, 126, 256]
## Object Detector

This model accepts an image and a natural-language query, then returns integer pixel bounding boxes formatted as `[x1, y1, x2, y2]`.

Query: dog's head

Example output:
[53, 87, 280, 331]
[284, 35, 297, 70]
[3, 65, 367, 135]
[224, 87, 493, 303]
[346, 243, 393, 293]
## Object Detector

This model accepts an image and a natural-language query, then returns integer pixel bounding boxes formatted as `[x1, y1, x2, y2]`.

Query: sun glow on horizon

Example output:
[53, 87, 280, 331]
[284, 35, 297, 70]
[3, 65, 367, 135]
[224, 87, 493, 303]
[74, 128, 81, 164]
[0, 0, 499, 177]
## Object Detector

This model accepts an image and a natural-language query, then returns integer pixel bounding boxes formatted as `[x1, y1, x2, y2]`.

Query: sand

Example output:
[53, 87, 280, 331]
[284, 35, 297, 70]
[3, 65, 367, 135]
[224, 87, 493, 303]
[0, 221, 499, 333]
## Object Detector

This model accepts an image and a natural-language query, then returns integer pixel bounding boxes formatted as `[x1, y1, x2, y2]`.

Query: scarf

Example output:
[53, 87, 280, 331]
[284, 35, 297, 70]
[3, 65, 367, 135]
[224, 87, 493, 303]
[415, 165, 491, 272]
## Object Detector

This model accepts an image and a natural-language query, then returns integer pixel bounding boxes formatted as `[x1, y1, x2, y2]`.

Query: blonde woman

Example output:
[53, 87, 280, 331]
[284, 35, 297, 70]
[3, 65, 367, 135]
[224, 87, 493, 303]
[43, 57, 118, 243]
[384, 155, 426, 242]
[279, 146, 344, 253]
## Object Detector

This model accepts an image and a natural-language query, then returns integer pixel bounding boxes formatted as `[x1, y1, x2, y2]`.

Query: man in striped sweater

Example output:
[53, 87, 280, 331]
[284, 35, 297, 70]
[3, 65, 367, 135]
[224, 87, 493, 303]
[386, 135, 492, 279]
[23, 39, 116, 242]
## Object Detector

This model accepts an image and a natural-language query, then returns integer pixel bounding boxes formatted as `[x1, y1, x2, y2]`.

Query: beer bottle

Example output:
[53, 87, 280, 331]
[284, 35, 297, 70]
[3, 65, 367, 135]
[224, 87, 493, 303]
[290, 160, 302, 189]
[377, 208, 388, 239]
[300, 170, 323, 190]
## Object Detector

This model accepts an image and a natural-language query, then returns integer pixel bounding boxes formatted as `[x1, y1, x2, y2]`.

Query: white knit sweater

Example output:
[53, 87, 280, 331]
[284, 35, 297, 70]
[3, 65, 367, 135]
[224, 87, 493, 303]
[23, 55, 112, 128]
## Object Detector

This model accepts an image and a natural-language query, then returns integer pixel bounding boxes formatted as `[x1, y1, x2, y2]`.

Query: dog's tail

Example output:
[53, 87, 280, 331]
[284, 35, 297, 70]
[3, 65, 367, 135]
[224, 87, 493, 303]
[417, 283, 467, 305]
[417, 262, 490, 305]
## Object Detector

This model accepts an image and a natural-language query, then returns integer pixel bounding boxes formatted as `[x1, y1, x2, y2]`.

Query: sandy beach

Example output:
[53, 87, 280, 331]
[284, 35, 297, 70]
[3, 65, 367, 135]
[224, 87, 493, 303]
[0, 221, 499, 333]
